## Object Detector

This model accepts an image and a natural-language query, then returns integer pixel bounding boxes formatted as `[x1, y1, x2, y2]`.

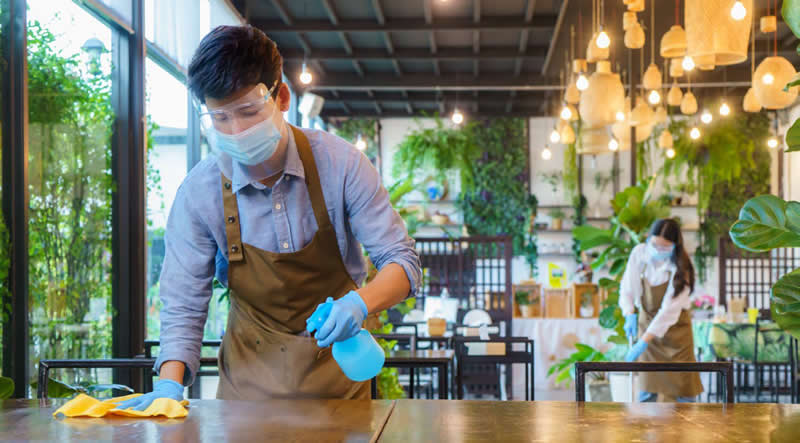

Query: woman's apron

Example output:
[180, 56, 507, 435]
[215, 125, 369, 400]
[638, 274, 704, 399]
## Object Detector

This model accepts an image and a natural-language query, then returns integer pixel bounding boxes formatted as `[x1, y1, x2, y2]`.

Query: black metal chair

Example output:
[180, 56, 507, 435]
[574, 361, 734, 404]
[750, 318, 795, 403]
[454, 336, 534, 401]
[37, 359, 157, 400]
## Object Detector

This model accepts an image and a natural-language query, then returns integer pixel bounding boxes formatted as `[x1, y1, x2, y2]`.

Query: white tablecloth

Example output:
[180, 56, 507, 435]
[511, 318, 612, 398]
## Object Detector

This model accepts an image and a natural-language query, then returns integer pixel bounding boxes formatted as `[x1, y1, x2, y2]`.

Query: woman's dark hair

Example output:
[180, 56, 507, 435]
[188, 25, 282, 103]
[648, 218, 695, 294]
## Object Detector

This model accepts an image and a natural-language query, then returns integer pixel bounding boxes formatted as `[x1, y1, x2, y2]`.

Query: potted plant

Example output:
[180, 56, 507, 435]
[541, 171, 562, 195]
[549, 208, 567, 230]
[515, 291, 532, 317]
[579, 292, 595, 318]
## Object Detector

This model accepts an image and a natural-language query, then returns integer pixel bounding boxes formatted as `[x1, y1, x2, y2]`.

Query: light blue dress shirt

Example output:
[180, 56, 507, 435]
[155, 126, 421, 385]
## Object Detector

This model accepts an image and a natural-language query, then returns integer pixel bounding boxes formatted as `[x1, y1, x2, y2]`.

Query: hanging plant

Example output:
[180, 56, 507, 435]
[331, 118, 379, 161]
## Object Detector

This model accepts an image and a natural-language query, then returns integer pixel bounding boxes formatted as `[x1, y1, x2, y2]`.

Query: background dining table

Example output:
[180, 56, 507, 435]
[4, 397, 800, 442]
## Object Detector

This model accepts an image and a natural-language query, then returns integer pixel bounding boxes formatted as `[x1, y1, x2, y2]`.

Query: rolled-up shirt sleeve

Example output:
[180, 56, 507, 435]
[343, 148, 421, 297]
[154, 183, 217, 386]
[619, 243, 647, 316]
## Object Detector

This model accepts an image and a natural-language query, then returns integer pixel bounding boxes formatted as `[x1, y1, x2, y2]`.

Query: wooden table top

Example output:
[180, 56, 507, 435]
[5, 398, 800, 442]
[385, 349, 455, 363]
[1, 398, 394, 443]
[379, 400, 800, 443]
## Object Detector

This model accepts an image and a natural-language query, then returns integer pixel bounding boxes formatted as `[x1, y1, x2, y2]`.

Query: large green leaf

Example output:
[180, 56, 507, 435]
[598, 305, 619, 329]
[783, 0, 800, 40]
[787, 118, 800, 153]
[771, 269, 800, 340]
[29, 378, 79, 398]
[572, 225, 613, 249]
[0, 376, 14, 399]
[730, 195, 800, 252]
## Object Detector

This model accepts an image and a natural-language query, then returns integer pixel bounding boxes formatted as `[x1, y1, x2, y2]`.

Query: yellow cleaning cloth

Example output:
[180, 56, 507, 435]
[53, 393, 190, 419]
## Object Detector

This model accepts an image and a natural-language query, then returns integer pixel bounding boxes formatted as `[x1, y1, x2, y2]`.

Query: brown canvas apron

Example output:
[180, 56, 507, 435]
[215, 125, 369, 400]
[638, 274, 704, 399]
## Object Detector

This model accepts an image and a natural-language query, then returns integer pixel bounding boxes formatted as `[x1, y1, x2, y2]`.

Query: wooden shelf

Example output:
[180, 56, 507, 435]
[537, 229, 574, 233]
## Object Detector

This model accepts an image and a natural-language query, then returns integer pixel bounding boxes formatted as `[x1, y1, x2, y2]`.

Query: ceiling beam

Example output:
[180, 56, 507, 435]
[541, 0, 569, 75]
[317, 90, 546, 103]
[516, 0, 536, 76]
[368, 0, 400, 76]
[281, 46, 547, 60]
[473, 0, 480, 77]
[324, 96, 545, 107]
[269, 0, 292, 25]
[322, 109, 548, 119]
[423, 0, 440, 76]
[371, 0, 385, 24]
[303, 73, 561, 90]
[254, 16, 557, 33]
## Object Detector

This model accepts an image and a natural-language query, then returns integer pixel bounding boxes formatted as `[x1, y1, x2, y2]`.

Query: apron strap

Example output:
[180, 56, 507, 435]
[290, 125, 334, 231]
[221, 175, 245, 263]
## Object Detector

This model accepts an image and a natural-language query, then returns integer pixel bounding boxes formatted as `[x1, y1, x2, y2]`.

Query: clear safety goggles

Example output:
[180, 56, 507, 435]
[196, 81, 279, 134]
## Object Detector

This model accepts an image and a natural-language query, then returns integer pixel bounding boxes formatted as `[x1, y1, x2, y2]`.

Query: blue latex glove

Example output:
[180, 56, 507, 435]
[116, 379, 184, 411]
[307, 291, 368, 348]
[625, 339, 649, 362]
[623, 313, 638, 340]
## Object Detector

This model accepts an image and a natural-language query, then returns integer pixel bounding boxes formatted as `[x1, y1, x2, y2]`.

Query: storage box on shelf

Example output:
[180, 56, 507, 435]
[513, 281, 542, 318]
[572, 283, 600, 318]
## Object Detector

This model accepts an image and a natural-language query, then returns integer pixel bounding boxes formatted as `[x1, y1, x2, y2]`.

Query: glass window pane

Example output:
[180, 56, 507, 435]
[27, 1, 115, 388]
[98, 0, 132, 24]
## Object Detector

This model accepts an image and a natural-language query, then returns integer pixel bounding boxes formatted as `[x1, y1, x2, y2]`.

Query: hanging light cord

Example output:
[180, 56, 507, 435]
[651, 0, 655, 64]
[774, 0, 778, 56]
[675, 0, 679, 26]
[750, 3, 755, 78]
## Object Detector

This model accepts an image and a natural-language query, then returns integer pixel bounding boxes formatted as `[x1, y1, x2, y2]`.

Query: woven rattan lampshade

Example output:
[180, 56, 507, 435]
[623, 11, 638, 30]
[659, 129, 674, 148]
[760, 16, 777, 34]
[753, 56, 799, 109]
[560, 122, 576, 144]
[572, 59, 588, 73]
[612, 121, 652, 149]
[680, 91, 698, 115]
[654, 106, 668, 125]
[696, 53, 715, 71]
[667, 84, 683, 106]
[578, 127, 613, 155]
[660, 25, 687, 58]
[579, 67, 625, 128]
[587, 33, 610, 62]
[565, 82, 581, 104]
[630, 97, 654, 126]
[628, 0, 644, 12]
[742, 86, 762, 112]
[685, 0, 753, 66]
[566, 104, 579, 121]
[625, 21, 645, 49]
[643, 63, 663, 90]
[669, 57, 684, 77]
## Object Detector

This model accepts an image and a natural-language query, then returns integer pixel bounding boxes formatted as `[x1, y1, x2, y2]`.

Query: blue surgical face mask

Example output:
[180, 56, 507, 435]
[647, 239, 674, 262]
[208, 110, 283, 166]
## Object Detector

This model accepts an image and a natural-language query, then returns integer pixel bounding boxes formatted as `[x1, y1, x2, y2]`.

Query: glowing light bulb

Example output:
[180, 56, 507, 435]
[768, 137, 779, 149]
[690, 127, 701, 140]
[576, 74, 589, 91]
[299, 63, 312, 85]
[763, 72, 775, 85]
[549, 129, 561, 143]
[648, 90, 661, 105]
[731, 1, 746, 21]
[542, 146, 552, 160]
[452, 108, 464, 124]
[682, 55, 695, 72]
[355, 135, 367, 151]
[608, 138, 619, 152]
[719, 102, 730, 116]
[666, 148, 676, 159]
[616, 111, 626, 122]
[560, 105, 572, 120]
[701, 110, 713, 124]
[596, 30, 611, 49]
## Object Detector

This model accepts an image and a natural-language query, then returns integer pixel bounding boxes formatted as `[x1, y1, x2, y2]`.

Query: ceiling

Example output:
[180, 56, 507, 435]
[229, 0, 800, 120]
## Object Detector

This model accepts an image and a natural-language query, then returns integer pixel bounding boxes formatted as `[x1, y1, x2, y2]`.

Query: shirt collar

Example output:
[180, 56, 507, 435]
[230, 124, 306, 193]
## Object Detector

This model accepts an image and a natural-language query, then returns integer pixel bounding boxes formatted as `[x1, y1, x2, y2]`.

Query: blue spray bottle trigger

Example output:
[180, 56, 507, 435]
[306, 297, 334, 334]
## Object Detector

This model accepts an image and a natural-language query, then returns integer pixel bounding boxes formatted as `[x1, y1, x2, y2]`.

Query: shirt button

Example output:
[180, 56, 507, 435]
[275, 203, 282, 210]
[282, 242, 289, 249]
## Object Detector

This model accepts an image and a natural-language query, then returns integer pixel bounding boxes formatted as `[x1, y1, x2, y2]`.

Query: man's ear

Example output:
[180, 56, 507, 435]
[277, 83, 291, 113]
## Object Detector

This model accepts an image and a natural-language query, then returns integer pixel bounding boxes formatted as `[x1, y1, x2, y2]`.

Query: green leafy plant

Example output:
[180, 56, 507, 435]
[730, 195, 800, 339]
[540, 171, 562, 194]
[515, 291, 530, 306]
[29, 377, 133, 399]
[0, 376, 14, 399]
[548, 208, 567, 220]
[547, 343, 610, 388]
[572, 195, 588, 262]
[782, 0, 800, 151]
[332, 118, 378, 161]
[563, 127, 580, 200]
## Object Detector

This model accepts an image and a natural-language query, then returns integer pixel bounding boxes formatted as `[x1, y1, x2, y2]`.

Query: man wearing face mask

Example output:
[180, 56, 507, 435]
[617, 218, 703, 403]
[118, 25, 421, 410]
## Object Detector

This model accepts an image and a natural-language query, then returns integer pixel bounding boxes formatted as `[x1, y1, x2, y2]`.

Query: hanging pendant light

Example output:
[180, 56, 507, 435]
[452, 108, 464, 124]
[573, 59, 588, 73]
[654, 105, 668, 124]
[596, 29, 610, 49]
[549, 128, 561, 143]
[666, 148, 676, 158]
[608, 138, 620, 152]
[542, 146, 553, 160]
[560, 104, 573, 120]
[587, 32, 610, 62]
[743, 87, 762, 112]
[560, 122, 576, 144]
[580, 61, 625, 128]
[695, 54, 716, 71]
[299, 62, 313, 84]
[661, 26, 687, 58]
[731, 1, 747, 20]
[659, 129, 674, 148]
[669, 58, 684, 77]
[681, 91, 698, 115]
[578, 127, 614, 154]
[753, 57, 799, 110]
[701, 110, 713, 124]
[690, 127, 701, 140]
[355, 134, 367, 151]
[624, 21, 645, 49]
[623, 11, 638, 31]
[761, 16, 777, 34]
[576, 74, 590, 91]
[628, 0, 644, 12]
[719, 101, 731, 116]
[643, 63, 663, 90]
[743, 6, 762, 113]
[681, 55, 695, 71]
[648, 89, 661, 105]
[565, 81, 581, 104]
[686, 0, 752, 66]
[767, 136, 779, 149]
[667, 84, 683, 106]
[630, 96, 654, 126]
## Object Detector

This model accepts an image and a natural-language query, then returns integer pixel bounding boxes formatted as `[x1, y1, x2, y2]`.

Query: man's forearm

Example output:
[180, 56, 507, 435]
[357, 263, 411, 314]
[158, 360, 186, 385]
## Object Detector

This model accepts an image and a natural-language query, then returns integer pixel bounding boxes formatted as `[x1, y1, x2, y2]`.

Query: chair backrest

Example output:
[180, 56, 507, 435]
[453, 336, 534, 401]
[373, 333, 416, 351]
[574, 361, 734, 403]
[462, 309, 492, 327]
[37, 359, 157, 400]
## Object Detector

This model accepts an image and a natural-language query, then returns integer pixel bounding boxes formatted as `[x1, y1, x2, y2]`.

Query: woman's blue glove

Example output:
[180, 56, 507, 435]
[116, 379, 184, 411]
[623, 313, 638, 340]
[625, 340, 649, 362]
[308, 291, 368, 348]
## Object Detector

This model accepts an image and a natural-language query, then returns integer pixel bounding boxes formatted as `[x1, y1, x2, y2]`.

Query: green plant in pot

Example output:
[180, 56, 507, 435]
[549, 208, 567, 231]
[515, 291, 532, 317]
[541, 171, 562, 195]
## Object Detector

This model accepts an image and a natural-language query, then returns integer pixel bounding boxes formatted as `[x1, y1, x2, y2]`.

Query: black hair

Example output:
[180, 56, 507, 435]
[649, 218, 695, 294]
[188, 25, 282, 103]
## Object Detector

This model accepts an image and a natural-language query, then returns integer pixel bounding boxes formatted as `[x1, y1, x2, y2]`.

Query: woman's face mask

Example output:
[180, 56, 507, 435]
[647, 236, 675, 262]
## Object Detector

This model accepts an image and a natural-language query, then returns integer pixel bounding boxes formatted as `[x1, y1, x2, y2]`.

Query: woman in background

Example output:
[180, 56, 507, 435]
[619, 218, 703, 402]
